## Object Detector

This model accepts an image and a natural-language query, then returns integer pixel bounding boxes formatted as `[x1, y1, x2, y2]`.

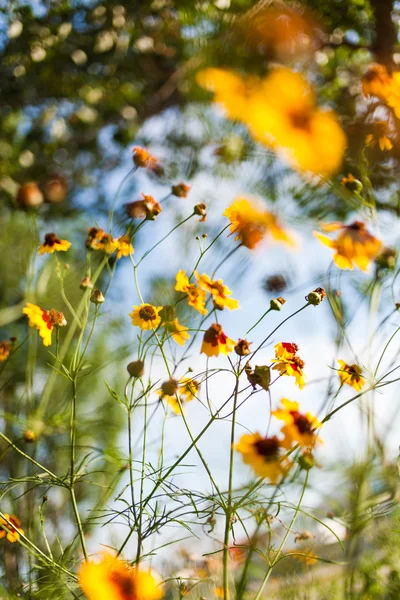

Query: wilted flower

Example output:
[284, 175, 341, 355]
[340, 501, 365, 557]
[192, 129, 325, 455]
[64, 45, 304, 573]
[132, 146, 157, 169]
[234, 339, 252, 356]
[337, 360, 365, 391]
[78, 554, 163, 600]
[172, 182, 190, 198]
[175, 270, 208, 315]
[16, 182, 44, 208]
[235, 433, 291, 483]
[273, 399, 321, 448]
[194, 203, 207, 221]
[201, 323, 234, 357]
[130, 304, 163, 330]
[0, 514, 24, 543]
[23, 303, 66, 346]
[39, 232, 71, 254]
[90, 289, 105, 305]
[125, 194, 162, 220]
[195, 272, 239, 310]
[245, 363, 271, 391]
[224, 197, 293, 250]
[314, 221, 382, 271]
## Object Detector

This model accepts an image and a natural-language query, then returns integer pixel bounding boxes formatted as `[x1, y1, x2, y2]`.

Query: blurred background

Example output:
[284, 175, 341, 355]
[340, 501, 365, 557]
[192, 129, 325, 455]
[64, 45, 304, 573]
[1, 0, 400, 598]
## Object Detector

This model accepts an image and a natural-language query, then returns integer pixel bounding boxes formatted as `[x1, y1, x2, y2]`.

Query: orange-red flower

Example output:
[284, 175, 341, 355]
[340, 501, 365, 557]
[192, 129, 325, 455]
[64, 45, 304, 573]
[23, 303, 66, 346]
[0, 514, 24, 543]
[313, 221, 382, 271]
[201, 323, 234, 357]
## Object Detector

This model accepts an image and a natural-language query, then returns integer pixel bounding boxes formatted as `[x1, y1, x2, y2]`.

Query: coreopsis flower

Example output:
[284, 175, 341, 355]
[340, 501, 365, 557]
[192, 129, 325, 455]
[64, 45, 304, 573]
[130, 304, 163, 330]
[341, 174, 363, 193]
[175, 270, 208, 315]
[79, 554, 163, 600]
[337, 360, 365, 391]
[201, 323, 234, 357]
[159, 377, 200, 414]
[86, 227, 105, 249]
[132, 146, 157, 169]
[116, 235, 134, 259]
[125, 194, 162, 220]
[0, 340, 12, 361]
[39, 232, 71, 254]
[271, 345, 305, 389]
[361, 64, 392, 101]
[194, 203, 207, 221]
[235, 433, 291, 483]
[23, 303, 66, 346]
[96, 233, 120, 255]
[245, 68, 346, 177]
[172, 182, 190, 198]
[273, 399, 321, 448]
[0, 514, 24, 543]
[223, 197, 293, 249]
[163, 318, 190, 346]
[195, 272, 239, 310]
[313, 221, 382, 271]
[365, 121, 393, 151]
[179, 377, 200, 402]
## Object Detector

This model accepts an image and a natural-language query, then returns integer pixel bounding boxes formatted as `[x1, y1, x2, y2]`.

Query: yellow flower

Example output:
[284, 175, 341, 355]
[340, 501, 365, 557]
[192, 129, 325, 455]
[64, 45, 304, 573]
[195, 272, 239, 310]
[0, 340, 12, 361]
[86, 228, 119, 254]
[79, 554, 163, 600]
[313, 221, 382, 271]
[223, 197, 293, 250]
[130, 304, 163, 330]
[274, 342, 299, 360]
[361, 64, 392, 101]
[116, 235, 134, 259]
[0, 514, 24, 543]
[163, 318, 190, 346]
[86, 227, 105, 249]
[158, 377, 200, 414]
[39, 232, 71, 254]
[365, 121, 393, 151]
[293, 549, 318, 565]
[273, 398, 321, 448]
[235, 433, 291, 483]
[272, 356, 305, 389]
[201, 323, 234, 357]
[337, 360, 365, 391]
[23, 303, 66, 346]
[175, 270, 208, 315]
[245, 68, 346, 177]
[179, 377, 200, 402]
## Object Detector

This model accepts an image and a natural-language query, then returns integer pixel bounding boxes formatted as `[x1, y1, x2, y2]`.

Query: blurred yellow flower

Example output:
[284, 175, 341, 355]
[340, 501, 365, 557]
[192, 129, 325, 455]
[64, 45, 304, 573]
[86, 228, 119, 254]
[337, 360, 365, 391]
[0, 514, 24, 543]
[272, 343, 305, 389]
[362, 64, 392, 101]
[23, 303, 66, 346]
[164, 318, 190, 346]
[195, 271, 239, 310]
[313, 221, 382, 271]
[201, 323, 234, 357]
[235, 433, 291, 483]
[223, 197, 293, 250]
[0, 340, 12, 361]
[79, 554, 163, 600]
[273, 398, 321, 448]
[175, 270, 208, 315]
[39, 232, 71, 254]
[130, 304, 163, 330]
[116, 235, 134, 259]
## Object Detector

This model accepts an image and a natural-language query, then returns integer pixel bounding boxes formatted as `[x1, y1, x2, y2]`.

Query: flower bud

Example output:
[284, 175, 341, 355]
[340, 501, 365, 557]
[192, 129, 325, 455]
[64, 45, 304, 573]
[80, 276, 93, 290]
[194, 203, 207, 222]
[171, 182, 190, 198]
[298, 449, 315, 471]
[127, 360, 145, 378]
[23, 429, 36, 443]
[270, 296, 286, 311]
[90, 289, 105, 304]
[375, 247, 397, 270]
[234, 339, 252, 356]
[306, 287, 326, 306]
[16, 182, 44, 209]
[342, 174, 363, 193]
[132, 146, 156, 168]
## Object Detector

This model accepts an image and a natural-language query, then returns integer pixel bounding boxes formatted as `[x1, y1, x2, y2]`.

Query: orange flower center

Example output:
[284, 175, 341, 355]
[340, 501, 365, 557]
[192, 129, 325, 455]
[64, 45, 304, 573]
[139, 306, 157, 321]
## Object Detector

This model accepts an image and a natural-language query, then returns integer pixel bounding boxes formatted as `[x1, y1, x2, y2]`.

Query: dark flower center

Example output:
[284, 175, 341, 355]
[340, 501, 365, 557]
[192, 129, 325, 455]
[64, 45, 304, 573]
[44, 232, 61, 246]
[139, 306, 157, 321]
[290, 411, 313, 434]
[254, 436, 280, 460]
[290, 111, 311, 131]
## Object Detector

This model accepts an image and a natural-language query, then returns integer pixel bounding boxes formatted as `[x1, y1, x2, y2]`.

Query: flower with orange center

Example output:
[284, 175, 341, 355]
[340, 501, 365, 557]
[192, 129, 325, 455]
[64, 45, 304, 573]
[175, 270, 208, 315]
[39, 232, 71, 254]
[313, 221, 382, 271]
[0, 514, 24, 543]
[195, 271, 239, 310]
[79, 554, 163, 600]
[365, 121, 393, 151]
[271, 345, 305, 389]
[246, 68, 346, 177]
[361, 64, 392, 101]
[130, 304, 162, 330]
[132, 146, 157, 169]
[0, 340, 12, 361]
[235, 433, 291, 483]
[23, 303, 66, 346]
[201, 323, 234, 357]
[223, 197, 293, 250]
[337, 360, 365, 391]
[116, 235, 134, 259]
[273, 398, 321, 448]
